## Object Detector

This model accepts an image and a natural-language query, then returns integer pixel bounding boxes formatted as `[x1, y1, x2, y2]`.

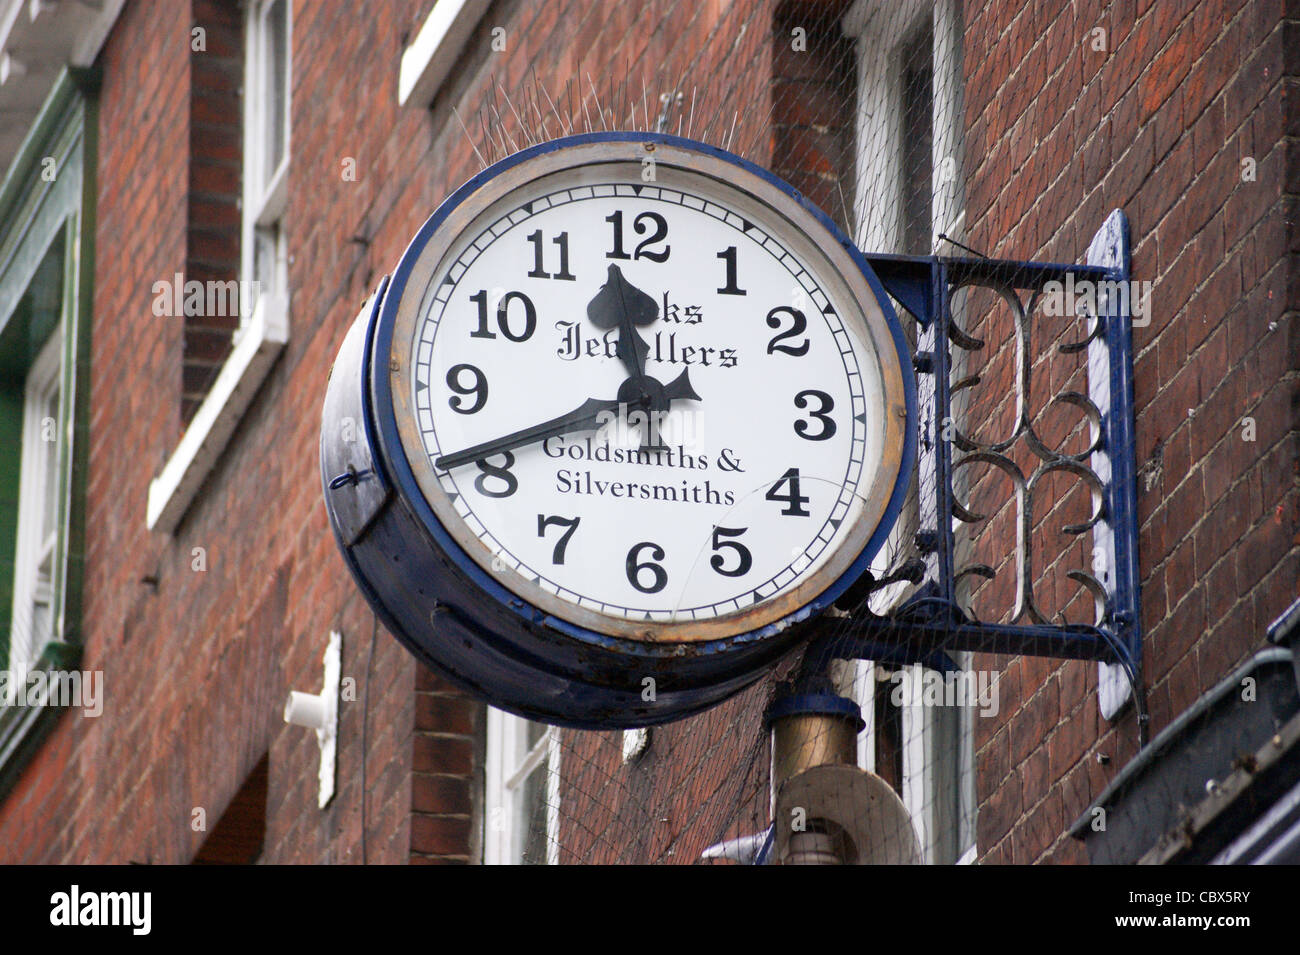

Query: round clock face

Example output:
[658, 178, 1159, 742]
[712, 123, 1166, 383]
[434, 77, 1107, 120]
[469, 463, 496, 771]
[386, 138, 911, 643]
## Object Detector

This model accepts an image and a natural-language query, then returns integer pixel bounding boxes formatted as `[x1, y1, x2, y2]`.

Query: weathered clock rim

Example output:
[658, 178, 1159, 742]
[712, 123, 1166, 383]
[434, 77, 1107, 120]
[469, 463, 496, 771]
[372, 132, 917, 649]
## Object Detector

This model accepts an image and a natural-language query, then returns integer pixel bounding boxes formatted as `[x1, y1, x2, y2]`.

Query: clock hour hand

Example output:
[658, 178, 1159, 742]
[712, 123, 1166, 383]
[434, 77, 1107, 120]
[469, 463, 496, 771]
[660, 368, 701, 403]
[625, 368, 702, 451]
[435, 395, 623, 471]
[586, 263, 657, 379]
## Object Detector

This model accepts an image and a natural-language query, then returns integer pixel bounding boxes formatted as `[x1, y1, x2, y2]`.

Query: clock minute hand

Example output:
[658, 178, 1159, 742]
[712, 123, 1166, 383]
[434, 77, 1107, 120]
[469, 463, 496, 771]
[435, 395, 623, 471]
[587, 263, 656, 380]
[435, 368, 702, 472]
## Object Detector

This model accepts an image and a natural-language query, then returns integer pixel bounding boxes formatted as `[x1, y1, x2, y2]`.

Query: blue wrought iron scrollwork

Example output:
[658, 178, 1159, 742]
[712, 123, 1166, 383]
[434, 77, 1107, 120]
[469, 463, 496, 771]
[801, 211, 1145, 733]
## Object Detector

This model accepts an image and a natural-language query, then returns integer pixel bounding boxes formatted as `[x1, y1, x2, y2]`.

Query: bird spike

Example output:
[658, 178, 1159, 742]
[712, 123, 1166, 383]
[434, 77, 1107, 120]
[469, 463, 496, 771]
[540, 80, 571, 136]
[836, 178, 856, 237]
[496, 76, 531, 147]
[586, 73, 607, 131]
[452, 104, 488, 170]
[620, 66, 630, 131]
[580, 81, 595, 134]
[487, 102, 511, 159]
[477, 108, 495, 165]
[530, 84, 551, 142]
[487, 90, 519, 154]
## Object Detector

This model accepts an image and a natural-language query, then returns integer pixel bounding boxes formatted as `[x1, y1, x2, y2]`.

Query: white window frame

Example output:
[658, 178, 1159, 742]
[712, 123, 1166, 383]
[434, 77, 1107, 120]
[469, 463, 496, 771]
[484, 707, 560, 864]
[844, 0, 965, 257]
[852, 657, 976, 865]
[146, 0, 291, 534]
[10, 330, 62, 674]
[241, 0, 290, 322]
[843, 0, 975, 865]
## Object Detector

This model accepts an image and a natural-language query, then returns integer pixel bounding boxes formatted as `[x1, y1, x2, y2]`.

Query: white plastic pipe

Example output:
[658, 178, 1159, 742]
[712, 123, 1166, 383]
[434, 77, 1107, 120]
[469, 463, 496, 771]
[284, 690, 328, 730]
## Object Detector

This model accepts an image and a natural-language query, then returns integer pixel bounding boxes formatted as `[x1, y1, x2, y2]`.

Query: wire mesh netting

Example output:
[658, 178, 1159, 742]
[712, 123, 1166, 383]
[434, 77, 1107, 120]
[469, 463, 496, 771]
[465, 1, 971, 866]
[429, 0, 1292, 866]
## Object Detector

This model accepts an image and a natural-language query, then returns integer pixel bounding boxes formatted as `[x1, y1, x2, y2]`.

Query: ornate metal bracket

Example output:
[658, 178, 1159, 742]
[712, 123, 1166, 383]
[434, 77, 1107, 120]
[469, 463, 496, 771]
[803, 211, 1143, 726]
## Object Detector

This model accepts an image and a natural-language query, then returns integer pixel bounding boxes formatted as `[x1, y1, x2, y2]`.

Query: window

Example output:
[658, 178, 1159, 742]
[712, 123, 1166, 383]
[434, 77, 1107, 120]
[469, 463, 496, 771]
[398, 0, 492, 108]
[146, 0, 291, 534]
[852, 660, 976, 865]
[241, 0, 290, 322]
[0, 69, 94, 798]
[9, 321, 62, 674]
[843, 0, 975, 864]
[898, 20, 935, 256]
[484, 708, 560, 864]
[846, 0, 965, 256]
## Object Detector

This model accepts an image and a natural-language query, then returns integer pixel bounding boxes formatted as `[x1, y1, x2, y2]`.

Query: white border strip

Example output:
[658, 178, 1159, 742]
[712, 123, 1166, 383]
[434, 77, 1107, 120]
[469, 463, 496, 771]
[398, 0, 490, 108]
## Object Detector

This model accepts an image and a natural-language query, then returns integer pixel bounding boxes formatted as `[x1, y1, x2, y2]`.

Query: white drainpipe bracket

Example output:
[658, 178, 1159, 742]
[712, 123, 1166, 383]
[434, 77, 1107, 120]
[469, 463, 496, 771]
[283, 631, 341, 808]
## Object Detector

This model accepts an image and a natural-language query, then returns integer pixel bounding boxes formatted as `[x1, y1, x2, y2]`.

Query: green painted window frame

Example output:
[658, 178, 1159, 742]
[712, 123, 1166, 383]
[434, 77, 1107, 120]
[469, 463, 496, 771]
[0, 68, 98, 802]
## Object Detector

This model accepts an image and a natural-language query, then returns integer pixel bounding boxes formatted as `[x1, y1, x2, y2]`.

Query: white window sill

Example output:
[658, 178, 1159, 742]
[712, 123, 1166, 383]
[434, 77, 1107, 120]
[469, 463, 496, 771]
[146, 292, 288, 535]
[398, 0, 490, 108]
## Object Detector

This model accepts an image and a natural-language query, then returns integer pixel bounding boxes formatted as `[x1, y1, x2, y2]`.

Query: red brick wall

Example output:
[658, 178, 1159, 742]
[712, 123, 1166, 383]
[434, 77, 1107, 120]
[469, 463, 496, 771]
[772, 1, 857, 233]
[962, 0, 1299, 863]
[411, 667, 482, 863]
[0, 0, 449, 863]
[0, 0, 193, 863]
[0, 0, 1293, 867]
[182, 0, 243, 425]
[558, 681, 772, 864]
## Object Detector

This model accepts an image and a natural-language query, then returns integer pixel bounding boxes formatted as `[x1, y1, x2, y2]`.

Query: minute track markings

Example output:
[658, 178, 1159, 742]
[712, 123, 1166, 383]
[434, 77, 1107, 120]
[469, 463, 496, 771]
[413, 187, 871, 619]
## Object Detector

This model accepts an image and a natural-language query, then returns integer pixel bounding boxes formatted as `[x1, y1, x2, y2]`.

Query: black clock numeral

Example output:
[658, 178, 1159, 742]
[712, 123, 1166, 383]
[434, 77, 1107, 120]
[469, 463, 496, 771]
[446, 363, 488, 415]
[717, 247, 746, 295]
[709, 526, 752, 578]
[468, 289, 493, 338]
[766, 306, 809, 356]
[626, 541, 668, 594]
[606, 211, 670, 263]
[537, 514, 580, 564]
[526, 230, 576, 281]
[765, 468, 811, 517]
[473, 452, 518, 498]
[469, 289, 537, 342]
[794, 390, 837, 441]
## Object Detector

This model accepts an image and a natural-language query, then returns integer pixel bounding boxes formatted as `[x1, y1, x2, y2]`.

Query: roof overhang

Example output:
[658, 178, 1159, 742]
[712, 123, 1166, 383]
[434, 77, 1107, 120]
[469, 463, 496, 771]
[0, 0, 122, 178]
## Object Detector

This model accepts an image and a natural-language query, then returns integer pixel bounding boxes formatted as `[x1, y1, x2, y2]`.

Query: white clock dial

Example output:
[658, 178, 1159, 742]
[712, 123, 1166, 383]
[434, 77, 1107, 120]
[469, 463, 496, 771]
[389, 146, 909, 643]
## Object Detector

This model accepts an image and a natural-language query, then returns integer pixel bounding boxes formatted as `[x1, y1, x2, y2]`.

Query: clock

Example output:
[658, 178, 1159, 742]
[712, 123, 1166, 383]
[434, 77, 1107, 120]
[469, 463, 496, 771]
[321, 133, 915, 727]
